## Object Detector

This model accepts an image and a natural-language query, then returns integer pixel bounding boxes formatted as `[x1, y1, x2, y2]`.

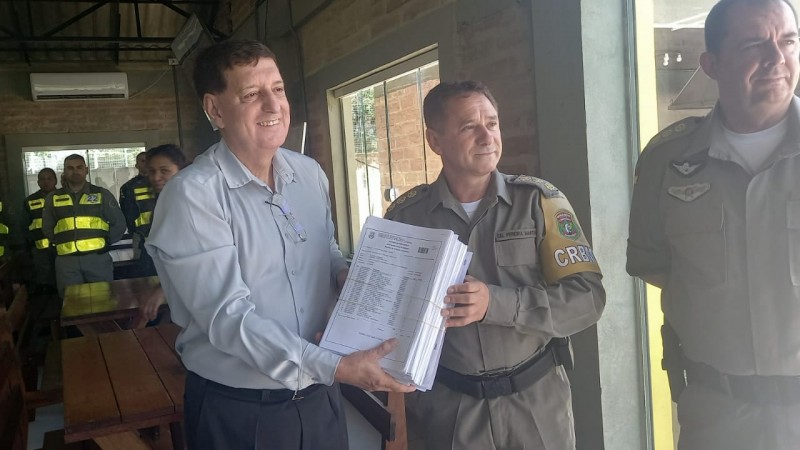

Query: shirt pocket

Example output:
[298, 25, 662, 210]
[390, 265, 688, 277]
[788, 200, 800, 286]
[664, 203, 726, 288]
[495, 228, 537, 267]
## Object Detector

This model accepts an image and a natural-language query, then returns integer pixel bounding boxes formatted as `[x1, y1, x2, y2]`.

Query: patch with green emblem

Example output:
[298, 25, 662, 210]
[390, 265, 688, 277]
[555, 209, 581, 240]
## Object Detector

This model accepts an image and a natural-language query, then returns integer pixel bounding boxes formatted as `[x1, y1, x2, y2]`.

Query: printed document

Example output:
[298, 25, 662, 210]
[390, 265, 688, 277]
[320, 216, 470, 390]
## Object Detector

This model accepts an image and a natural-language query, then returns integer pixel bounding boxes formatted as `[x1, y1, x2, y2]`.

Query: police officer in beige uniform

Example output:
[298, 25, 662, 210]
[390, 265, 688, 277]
[385, 81, 605, 450]
[627, 1, 800, 449]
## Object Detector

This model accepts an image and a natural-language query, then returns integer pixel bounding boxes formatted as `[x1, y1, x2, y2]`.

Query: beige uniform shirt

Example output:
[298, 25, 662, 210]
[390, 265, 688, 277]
[628, 97, 800, 376]
[385, 171, 605, 375]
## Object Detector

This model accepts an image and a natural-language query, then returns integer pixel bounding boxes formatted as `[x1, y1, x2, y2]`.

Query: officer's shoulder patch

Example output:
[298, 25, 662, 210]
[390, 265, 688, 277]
[647, 116, 702, 147]
[508, 175, 560, 198]
[385, 184, 429, 215]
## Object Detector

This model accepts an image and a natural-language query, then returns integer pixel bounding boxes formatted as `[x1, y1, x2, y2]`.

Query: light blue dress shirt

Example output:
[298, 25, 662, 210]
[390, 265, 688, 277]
[146, 140, 348, 390]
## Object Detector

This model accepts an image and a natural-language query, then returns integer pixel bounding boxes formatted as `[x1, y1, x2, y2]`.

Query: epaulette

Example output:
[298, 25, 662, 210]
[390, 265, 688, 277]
[508, 175, 560, 198]
[647, 116, 702, 148]
[385, 184, 429, 215]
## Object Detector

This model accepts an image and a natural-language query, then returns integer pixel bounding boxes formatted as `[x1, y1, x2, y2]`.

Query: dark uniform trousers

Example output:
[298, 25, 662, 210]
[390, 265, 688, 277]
[184, 372, 349, 450]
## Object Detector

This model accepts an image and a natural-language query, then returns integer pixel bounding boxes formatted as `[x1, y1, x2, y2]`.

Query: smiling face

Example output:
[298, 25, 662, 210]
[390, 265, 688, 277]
[147, 154, 181, 193]
[203, 57, 290, 158]
[426, 92, 502, 183]
[700, 0, 800, 131]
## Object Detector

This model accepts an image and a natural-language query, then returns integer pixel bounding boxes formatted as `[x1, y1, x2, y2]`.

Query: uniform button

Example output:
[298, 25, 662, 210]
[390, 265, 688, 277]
[300, 307, 305, 314]
[291, 270, 297, 276]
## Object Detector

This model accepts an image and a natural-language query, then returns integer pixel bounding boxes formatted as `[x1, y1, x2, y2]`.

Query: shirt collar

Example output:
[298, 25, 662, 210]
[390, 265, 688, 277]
[66, 181, 91, 195]
[215, 140, 296, 190]
[429, 170, 507, 213]
[688, 96, 800, 160]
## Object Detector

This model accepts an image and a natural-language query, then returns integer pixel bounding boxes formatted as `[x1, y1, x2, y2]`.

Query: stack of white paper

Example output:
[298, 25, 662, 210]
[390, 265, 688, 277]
[320, 216, 471, 391]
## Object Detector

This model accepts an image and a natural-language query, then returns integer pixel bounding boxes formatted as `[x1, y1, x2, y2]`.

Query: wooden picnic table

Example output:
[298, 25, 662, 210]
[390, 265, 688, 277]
[61, 276, 164, 333]
[61, 323, 184, 449]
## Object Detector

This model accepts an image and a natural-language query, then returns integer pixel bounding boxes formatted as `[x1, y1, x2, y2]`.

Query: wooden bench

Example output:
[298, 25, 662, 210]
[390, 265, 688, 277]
[0, 312, 88, 450]
[61, 324, 185, 449]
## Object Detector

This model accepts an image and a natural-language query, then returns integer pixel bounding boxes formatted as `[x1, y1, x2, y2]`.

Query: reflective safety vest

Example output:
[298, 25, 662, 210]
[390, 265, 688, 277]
[50, 186, 110, 256]
[133, 186, 156, 238]
[25, 191, 51, 250]
[0, 201, 8, 257]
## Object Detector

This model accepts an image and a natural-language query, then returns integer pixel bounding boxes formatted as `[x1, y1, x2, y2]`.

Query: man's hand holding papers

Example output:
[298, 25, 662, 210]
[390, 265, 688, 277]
[441, 275, 490, 327]
[334, 339, 416, 392]
[320, 216, 471, 391]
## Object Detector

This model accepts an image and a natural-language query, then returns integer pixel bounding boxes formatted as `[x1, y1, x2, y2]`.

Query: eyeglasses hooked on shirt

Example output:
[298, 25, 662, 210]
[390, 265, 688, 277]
[265, 193, 308, 243]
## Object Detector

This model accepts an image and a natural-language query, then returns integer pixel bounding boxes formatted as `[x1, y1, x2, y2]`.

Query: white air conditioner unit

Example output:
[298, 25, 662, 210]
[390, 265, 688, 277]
[30, 72, 129, 101]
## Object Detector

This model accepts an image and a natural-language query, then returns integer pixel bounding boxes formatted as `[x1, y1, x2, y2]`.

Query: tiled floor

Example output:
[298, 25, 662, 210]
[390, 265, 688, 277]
[27, 403, 64, 450]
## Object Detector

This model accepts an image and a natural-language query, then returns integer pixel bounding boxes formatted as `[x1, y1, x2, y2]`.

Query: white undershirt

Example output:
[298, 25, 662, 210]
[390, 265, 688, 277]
[461, 200, 482, 220]
[711, 116, 788, 174]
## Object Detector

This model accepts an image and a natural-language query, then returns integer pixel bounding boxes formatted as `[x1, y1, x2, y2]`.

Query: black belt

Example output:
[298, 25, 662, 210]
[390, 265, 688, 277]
[435, 345, 560, 399]
[188, 371, 327, 403]
[686, 361, 800, 405]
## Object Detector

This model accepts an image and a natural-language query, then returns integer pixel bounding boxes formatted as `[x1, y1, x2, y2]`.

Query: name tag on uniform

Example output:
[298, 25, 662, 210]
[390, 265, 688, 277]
[495, 228, 536, 242]
[80, 193, 103, 205]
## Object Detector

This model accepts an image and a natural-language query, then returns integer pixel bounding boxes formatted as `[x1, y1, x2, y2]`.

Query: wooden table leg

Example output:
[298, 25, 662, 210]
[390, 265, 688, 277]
[93, 431, 151, 450]
[385, 392, 408, 450]
[142, 424, 174, 450]
[170, 421, 186, 450]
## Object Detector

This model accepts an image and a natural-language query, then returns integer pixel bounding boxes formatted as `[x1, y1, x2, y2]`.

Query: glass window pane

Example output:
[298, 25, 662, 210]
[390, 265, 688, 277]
[22, 145, 145, 196]
[337, 58, 439, 250]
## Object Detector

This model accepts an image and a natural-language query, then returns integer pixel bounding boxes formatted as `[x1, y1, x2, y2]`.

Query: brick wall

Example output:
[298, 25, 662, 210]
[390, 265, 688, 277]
[373, 78, 442, 210]
[0, 69, 210, 198]
[300, 0, 539, 187]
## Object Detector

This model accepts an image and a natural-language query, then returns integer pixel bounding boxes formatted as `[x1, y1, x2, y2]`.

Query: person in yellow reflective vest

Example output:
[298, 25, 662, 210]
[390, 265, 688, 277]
[0, 199, 9, 259]
[119, 151, 148, 235]
[136, 144, 187, 322]
[130, 144, 186, 279]
[24, 168, 58, 293]
[42, 154, 126, 297]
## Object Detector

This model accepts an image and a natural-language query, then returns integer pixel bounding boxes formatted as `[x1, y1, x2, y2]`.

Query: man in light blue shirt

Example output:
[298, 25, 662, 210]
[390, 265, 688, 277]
[146, 39, 413, 450]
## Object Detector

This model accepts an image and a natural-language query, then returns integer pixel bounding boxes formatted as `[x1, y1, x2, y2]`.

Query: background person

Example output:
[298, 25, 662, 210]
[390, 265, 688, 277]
[627, 0, 800, 448]
[386, 80, 606, 450]
[130, 144, 187, 279]
[24, 168, 58, 294]
[146, 39, 413, 450]
[119, 151, 148, 234]
[42, 154, 125, 297]
[137, 144, 187, 322]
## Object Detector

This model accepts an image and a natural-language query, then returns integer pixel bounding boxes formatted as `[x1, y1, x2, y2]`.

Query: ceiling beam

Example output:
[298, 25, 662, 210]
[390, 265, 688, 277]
[0, 36, 174, 43]
[0, 45, 171, 51]
[0, 0, 217, 3]
[42, 1, 109, 37]
[133, 0, 142, 37]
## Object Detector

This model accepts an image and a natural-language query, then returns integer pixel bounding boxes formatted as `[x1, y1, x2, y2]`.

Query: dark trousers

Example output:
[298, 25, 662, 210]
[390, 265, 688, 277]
[184, 372, 349, 450]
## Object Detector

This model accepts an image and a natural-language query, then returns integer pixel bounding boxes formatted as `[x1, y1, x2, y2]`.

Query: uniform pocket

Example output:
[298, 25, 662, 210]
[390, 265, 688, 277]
[664, 203, 726, 288]
[495, 232, 537, 267]
[788, 200, 800, 286]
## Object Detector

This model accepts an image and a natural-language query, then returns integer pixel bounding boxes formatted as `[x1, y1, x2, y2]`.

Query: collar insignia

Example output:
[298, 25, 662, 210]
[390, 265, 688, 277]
[667, 183, 710, 202]
[670, 160, 705, 177]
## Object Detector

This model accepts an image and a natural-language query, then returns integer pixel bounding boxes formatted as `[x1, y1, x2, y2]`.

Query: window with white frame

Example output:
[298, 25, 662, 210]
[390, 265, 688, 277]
[333, 52, 440, 255]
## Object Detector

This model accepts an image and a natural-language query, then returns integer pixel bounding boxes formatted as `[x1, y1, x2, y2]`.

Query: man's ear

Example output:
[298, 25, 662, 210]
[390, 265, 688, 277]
[203, 93, 223, 129]
[699, 51, 718, 80]
[425, 128, 442, 156]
